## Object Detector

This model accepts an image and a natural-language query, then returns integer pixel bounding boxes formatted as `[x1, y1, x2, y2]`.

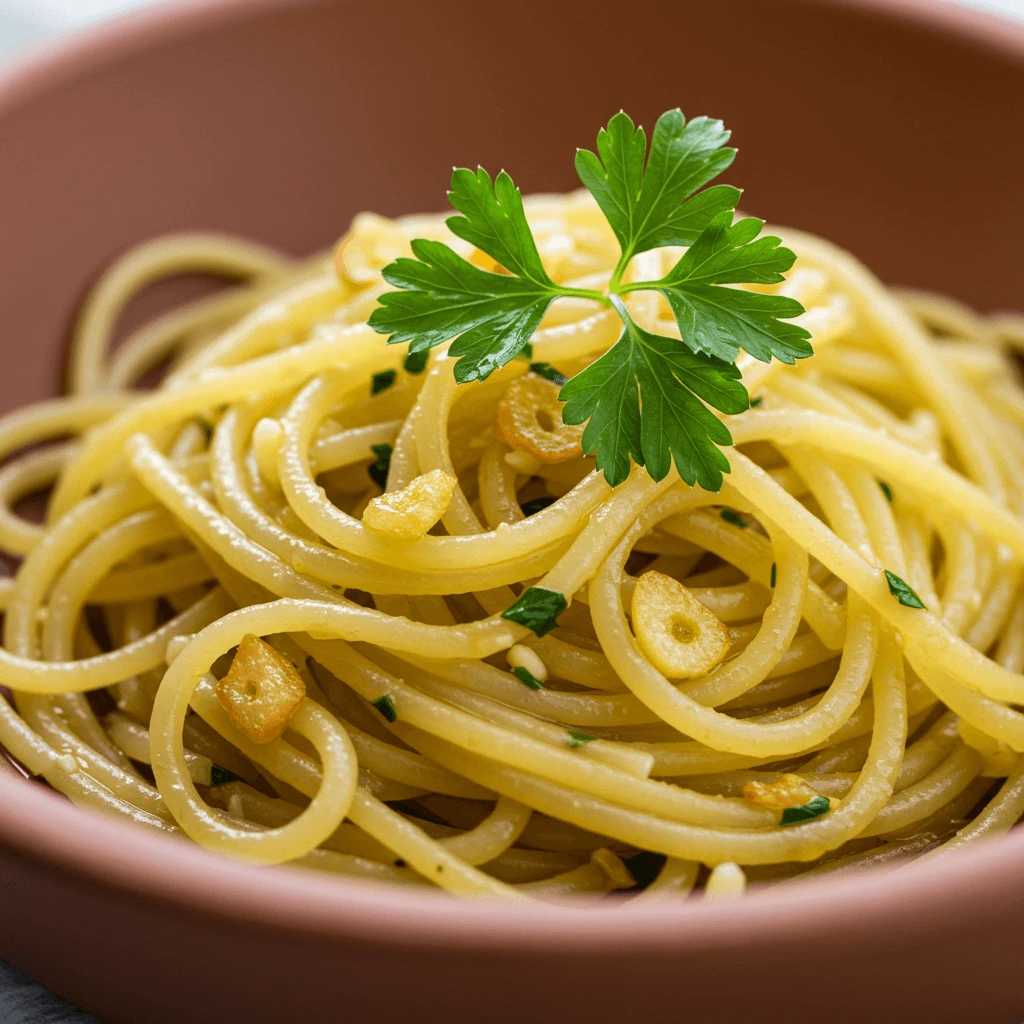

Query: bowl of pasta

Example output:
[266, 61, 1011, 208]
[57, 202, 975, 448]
[1, 0, 1023, 1021]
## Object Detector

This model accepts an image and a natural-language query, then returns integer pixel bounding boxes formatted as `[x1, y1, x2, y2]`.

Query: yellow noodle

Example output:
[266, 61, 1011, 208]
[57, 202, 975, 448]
[0, 194, 1021, 900]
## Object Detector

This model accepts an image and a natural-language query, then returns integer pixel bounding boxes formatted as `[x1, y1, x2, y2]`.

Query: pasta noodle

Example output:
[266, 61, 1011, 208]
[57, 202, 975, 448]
[0, 193, 1022, 902]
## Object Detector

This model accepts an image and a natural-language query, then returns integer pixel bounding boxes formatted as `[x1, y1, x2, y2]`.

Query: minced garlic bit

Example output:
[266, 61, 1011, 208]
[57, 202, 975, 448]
[631, 571, 731, 679]
[362, 469, 456, 539]
[590, 848, 636, 890]
[705, 861, 746, 900]
[497, 372, 585, 463]
[506, 643, 548, 683]
[216, 634, 306, 745]
[742, 773, 820, 811]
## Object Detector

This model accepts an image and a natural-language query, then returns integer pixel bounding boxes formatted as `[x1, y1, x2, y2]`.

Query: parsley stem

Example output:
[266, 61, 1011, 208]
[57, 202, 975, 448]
[555, 286, 612, 306]
[608, 252, 633, 294]
[616, 280, 658, 294]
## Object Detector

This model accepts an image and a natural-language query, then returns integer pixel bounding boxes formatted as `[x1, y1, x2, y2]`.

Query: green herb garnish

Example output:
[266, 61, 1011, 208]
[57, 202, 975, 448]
[520, 496, 555, 516]
[371, 695, 398, 722]
[529, 362, 569, 385]
[884, 569, 925, 609]
[719, 507, 746, 528]
[567, 730, 596, 748]
[501, 586, 567, 636]
[518, 343, 534, 360]
[368, 443, 393, 489]
[750, 396, 763, 408]
[878, 479, 894, 503]
[780, 795, 831, 826]
[371, 369, 397, 395]
[770, 562, 776, 588]
[512, 665, 544, 690]
[209, 765, 241, 787]
[370, 108, 810, 491]
[403, 349, 428, 374]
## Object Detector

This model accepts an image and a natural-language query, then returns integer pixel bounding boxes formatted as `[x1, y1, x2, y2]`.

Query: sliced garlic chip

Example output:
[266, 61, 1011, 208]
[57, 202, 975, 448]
[497, 372, 584, 463]
[631, 570, 731, 679]
[742, 773, 820, 811]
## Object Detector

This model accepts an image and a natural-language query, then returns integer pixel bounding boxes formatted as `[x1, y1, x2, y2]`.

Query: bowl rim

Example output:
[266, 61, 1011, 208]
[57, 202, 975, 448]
[1, 0, 1023, 953]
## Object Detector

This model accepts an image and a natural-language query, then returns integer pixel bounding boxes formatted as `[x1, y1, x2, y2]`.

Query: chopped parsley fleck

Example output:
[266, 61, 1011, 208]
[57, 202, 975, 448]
[368, 443, 393, 489]
[371, 369, 397, 394]
[403, 349, 428, 374]
[520, 496, 555, 517]
[878, 479, 894, 503]
[884, 569, 925, 609]
[512, 665, 544, 690]
[516, 343, 534, 361]
[371, 695, 398, 722]
[780, 794, 831, 826]
[750, 395, 763, 408]
[193, 417, 213, 443]
[770, 562, 776, 588]
[501, 586, 568, 636]
[209, 765, 241, 787]
[529, 361, 569, 386]
[720, 507, 747, 528]
[567, 730, 596, 748]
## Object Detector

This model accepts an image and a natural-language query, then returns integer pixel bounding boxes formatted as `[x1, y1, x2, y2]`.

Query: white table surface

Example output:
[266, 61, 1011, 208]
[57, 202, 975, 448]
[0, 0, 1022, 1020]
[0, 0, 1023, 56]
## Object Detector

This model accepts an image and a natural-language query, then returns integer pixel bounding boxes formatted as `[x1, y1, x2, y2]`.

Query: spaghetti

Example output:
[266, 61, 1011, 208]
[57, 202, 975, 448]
[1, 189, 1023, 900]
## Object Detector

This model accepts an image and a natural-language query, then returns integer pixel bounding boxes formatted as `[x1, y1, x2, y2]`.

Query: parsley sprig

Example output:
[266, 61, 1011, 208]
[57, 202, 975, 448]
[370, 108, 812, 490]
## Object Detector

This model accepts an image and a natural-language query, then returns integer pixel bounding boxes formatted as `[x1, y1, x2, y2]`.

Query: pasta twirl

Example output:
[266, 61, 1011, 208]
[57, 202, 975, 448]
[0, 192, 1022, 901]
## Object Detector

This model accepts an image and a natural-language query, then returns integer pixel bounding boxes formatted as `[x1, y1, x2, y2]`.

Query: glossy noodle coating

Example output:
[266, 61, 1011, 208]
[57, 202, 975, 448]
[0, 191, 1022, 900]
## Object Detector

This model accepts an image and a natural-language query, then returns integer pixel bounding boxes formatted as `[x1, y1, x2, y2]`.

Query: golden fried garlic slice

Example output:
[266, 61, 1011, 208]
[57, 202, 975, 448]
[631, 570, 731, 679]
[742, 773, 820, 811]
[216, 634, 306, 744]
[362, 468, 456, 539]
[497, 372, 584, 463]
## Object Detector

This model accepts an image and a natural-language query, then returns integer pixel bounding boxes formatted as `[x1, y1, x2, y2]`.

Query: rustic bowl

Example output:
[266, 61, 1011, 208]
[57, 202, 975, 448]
[0, 1, 1022, 1021]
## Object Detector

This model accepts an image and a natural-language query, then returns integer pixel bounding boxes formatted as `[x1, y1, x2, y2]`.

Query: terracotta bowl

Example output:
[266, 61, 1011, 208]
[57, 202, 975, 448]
[1, 1, 1023, 1021]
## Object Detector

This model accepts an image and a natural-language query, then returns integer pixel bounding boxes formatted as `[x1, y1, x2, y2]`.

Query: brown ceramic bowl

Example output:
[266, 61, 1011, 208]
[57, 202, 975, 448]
[1, 1, 1023, 1021]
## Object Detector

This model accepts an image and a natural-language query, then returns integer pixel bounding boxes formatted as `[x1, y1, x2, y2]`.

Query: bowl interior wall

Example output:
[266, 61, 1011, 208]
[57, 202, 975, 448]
[0, 0, 1021, 417]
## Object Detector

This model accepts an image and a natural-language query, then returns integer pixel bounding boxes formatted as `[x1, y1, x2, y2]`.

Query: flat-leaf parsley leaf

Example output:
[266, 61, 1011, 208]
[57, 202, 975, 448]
[370, 107, 812, 490]
[627, 213, 811, 364]
[369, 170, 595, 384]
[560, 297, 748, 489]
[574, 109, 740, 268]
